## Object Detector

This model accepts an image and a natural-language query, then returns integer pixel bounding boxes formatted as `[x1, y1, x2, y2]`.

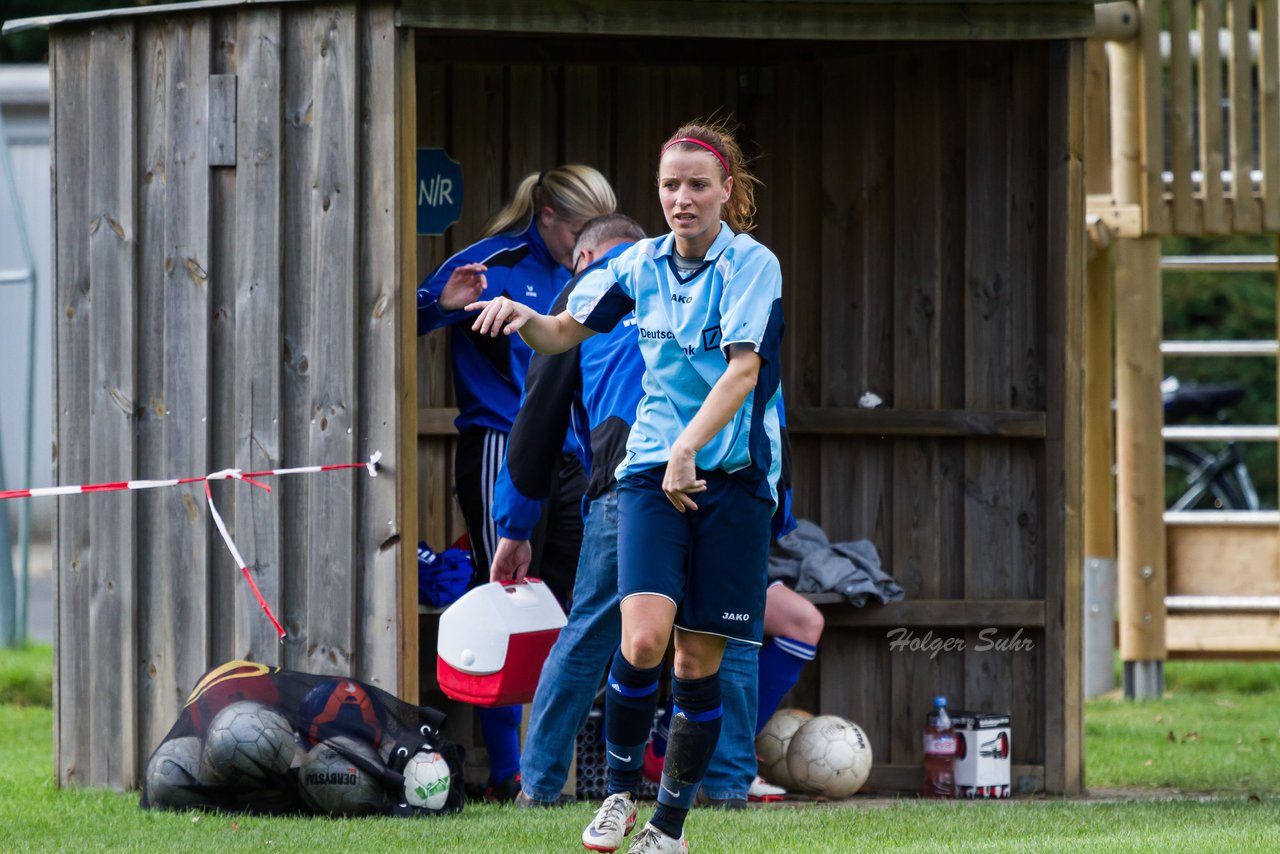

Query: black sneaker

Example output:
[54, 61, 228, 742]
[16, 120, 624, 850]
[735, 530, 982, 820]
[483, 772, 523, 803]
[514, 789, 576, 808]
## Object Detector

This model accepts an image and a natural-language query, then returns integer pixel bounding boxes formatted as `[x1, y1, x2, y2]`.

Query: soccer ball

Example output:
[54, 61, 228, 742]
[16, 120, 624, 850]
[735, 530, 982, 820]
[298, 736, 390, 816]
[785, 715, 873, 798]
[402, 749, 452, 811]
[298, 678, 387, 748]
[755, 708, 813, 788]
[143, 736, 212, 809]
[202, 700, 298, 786]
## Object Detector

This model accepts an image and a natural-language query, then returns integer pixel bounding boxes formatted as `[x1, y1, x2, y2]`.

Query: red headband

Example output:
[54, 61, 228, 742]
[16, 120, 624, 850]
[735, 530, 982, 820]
[662, 137, 730, 176]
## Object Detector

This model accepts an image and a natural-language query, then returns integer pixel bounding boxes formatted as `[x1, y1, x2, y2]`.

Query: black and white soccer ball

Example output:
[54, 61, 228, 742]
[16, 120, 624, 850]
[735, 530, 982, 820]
[755, 708, 813, 789]
[143, 736, 212, 809]
[298, 735, 390, 816]
[785, 714, 873, 798]
[402, 749, 451, 811]
[202, 700, 298, 786]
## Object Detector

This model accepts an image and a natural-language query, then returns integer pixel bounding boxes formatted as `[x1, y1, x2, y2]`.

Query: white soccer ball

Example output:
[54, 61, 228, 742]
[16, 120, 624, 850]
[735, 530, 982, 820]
[755, 708, 814, 789]
[785, 715, 873, 798]
[298, 736, 389, 816]
[403, 749, 452, 811]
[202, 700, 297, 786]
[144, 736, 212, 809]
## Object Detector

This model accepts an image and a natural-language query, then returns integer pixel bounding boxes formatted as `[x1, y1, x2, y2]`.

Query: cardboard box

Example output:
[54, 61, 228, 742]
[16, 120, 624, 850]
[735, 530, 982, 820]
[951, 711, 1011, 799]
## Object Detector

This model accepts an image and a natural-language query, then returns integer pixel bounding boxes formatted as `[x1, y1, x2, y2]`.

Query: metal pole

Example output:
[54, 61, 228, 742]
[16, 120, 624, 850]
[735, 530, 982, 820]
[0, 107, 38, 646]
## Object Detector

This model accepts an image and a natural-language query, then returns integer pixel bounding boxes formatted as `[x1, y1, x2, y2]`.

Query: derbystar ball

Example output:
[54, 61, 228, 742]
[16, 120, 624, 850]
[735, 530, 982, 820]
[202, 700, 297, 786]
[755, 708, 814, 789]
[785, 714, 873, 798]
[143, 736, 215, 809]
[298, 736, 389, 816]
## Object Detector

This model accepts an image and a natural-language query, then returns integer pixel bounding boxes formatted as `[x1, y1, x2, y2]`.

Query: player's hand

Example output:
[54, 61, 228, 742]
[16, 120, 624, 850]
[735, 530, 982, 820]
[438, 263, 488, 311]
[662, 444, 706, 512]
[490, 537, 533, 583]
[467, 296, 536, 337]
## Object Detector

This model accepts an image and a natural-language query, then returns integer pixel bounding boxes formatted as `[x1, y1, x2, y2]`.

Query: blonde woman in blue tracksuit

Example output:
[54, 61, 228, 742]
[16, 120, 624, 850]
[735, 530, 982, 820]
[417, 164, 616, 802]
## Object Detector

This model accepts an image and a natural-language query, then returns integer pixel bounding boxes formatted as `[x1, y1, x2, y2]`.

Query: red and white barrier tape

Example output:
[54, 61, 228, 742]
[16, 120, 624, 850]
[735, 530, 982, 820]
[1, 451, 383, 639]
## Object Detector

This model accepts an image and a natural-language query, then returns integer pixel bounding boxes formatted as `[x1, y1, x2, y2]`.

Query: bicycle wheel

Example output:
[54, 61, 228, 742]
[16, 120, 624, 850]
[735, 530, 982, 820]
[1165, 443, 1251, 510]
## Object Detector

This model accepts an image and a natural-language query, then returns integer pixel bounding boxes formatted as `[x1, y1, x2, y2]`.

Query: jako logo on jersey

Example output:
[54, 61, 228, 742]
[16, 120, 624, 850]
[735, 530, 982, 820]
[702, 326, 722, 351]
[722, 612, 750, 622]
[671, 293, 692, 304]
[639, 327, 675, 340]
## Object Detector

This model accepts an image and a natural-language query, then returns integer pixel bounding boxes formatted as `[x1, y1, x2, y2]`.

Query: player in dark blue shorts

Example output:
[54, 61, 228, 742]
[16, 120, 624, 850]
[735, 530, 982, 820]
[469, 118, 782, 854]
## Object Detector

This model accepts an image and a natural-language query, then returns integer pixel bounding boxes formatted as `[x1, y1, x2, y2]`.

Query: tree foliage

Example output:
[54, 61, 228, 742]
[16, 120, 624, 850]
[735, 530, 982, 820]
[1162, 234, 1278, 508]
[0, 1, 157, 64]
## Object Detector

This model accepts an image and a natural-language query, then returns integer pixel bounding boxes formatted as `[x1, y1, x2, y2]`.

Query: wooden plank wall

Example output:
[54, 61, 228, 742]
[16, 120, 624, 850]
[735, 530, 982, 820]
[49, 2, 415, 789]
[413, 37, 1080, 792]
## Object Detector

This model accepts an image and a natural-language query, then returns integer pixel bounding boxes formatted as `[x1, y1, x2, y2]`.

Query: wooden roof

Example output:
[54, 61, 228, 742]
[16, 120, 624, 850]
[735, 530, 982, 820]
[6, 0, 1109, 39]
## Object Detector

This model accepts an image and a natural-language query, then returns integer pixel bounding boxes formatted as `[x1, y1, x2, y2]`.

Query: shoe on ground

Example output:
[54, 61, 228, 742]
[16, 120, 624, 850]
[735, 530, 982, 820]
[642, 741, 664, 784]
[515, 788, 576, 808]
[582, 792, 638, 852]
[483, 772, 522, 804]
[626, 822, 688, 853]
[748, 775, 786, 802]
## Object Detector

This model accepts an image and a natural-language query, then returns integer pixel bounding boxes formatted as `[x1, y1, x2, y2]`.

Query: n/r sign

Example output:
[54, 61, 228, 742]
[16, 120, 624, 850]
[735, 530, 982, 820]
[417, 148, 464, 236]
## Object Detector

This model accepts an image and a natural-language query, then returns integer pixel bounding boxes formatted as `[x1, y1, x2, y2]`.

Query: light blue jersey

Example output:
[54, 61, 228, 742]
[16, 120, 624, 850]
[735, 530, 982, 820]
[568, 222, 784, 505]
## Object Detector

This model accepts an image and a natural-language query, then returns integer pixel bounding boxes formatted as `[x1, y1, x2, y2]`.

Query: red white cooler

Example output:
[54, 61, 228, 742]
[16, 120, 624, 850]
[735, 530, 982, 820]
[436, 579, 567, 706]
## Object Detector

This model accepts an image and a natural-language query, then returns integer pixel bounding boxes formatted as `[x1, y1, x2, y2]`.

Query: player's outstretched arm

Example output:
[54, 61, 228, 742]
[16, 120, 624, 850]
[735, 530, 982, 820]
[466, 298, 594, 355]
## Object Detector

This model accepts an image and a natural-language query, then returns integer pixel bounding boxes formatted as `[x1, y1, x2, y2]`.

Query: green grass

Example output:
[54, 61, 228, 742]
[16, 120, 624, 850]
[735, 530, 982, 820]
[6, 652, 1280, 850]
[1085, 660, 1280, 793]
[0, 643, 52, 706]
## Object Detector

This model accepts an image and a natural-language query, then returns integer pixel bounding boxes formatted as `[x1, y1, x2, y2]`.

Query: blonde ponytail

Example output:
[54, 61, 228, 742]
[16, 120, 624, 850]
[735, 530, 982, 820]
[481, 165, 616, 238]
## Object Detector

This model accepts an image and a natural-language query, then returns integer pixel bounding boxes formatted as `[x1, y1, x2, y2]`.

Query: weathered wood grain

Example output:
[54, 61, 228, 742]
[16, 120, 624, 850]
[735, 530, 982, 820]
[209, 73, 236, 166]
[1042, 39, 1085, 794]
[296, 3, 359, 677]
[233, 7, 284, 665]
[51, 25, 93, 789]
[87, 19, 139, 788]
[1198, 0, 1228, 233]
[208, 10, 240, 664]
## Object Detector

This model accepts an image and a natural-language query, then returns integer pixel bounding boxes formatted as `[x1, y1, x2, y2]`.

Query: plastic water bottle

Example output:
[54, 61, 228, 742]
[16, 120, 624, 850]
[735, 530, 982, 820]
[923, 695, 957, 798]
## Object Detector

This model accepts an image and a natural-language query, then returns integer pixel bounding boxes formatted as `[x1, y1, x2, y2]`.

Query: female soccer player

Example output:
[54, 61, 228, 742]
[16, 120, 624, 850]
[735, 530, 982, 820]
[417, 164, 615, 801]
[469, 120, 782, 853]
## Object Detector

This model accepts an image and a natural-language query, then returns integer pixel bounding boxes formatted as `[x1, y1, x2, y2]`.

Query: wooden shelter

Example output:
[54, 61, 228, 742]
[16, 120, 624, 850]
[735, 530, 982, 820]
[8, 0, 1095, 794]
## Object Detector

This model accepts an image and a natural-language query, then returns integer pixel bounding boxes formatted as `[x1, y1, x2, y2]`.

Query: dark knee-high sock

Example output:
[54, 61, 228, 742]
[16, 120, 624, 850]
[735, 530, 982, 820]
[652, 672, 722, 840]
[605, 648, 662, 796]
[651, 695, 674, 758]
[476, 703, 523, 784]
[755, 636, 817, 734]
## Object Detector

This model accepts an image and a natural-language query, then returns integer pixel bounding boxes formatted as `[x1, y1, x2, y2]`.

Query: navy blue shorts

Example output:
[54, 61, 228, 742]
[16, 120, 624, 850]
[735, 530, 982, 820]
[616, 465, 773, 645]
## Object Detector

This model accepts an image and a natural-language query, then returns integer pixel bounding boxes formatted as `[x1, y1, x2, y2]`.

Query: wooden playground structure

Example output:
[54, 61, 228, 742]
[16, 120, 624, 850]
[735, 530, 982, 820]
[1088, 1, 1280, 689]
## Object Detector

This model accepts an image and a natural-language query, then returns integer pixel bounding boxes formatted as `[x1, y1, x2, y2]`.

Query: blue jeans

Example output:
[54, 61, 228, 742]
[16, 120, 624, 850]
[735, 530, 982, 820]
[700, 639, 758, 802]
[520, 492, 760, 802]
[521, 493, 623, 802]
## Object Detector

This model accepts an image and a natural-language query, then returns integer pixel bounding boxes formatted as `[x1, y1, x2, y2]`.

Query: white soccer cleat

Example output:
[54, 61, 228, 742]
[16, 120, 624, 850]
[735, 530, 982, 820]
[582, 792, 638, 852]
[626, 822, 688, 853]
[748, 774, 787, 802]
